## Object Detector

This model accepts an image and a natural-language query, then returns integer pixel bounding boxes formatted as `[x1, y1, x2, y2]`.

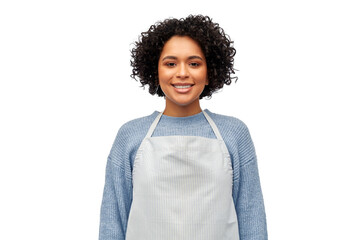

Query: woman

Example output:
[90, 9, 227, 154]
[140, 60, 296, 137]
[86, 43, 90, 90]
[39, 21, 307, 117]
[99, 15, 267, 240]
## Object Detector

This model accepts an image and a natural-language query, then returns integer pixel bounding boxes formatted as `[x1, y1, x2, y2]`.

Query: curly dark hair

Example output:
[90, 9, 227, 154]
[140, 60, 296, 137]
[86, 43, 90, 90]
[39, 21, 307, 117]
[130, 14, 237, 99]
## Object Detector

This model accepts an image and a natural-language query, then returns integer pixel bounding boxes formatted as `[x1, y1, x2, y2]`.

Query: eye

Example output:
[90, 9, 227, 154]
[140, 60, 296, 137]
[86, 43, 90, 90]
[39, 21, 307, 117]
[166, 62, 176, 67]
[189, 62, 200, 67]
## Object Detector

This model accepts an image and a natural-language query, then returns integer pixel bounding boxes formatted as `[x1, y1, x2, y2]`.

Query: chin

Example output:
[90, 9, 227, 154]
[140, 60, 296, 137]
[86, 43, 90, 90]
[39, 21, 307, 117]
[171, 98, 198, 106]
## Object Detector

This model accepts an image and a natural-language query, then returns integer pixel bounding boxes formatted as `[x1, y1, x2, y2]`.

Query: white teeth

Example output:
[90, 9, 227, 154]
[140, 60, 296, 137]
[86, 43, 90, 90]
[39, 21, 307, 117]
[174, 85, 192, 89]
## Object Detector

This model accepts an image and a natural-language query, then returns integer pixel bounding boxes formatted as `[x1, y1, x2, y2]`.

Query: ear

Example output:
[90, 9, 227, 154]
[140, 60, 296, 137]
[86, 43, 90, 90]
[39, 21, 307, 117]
[205, 76, 209, 85]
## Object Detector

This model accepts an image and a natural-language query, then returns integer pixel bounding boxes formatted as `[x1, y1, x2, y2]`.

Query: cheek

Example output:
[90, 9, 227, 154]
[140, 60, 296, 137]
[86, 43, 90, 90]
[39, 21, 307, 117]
[158, 66, 173, 81]
[194, 68, 208, 82]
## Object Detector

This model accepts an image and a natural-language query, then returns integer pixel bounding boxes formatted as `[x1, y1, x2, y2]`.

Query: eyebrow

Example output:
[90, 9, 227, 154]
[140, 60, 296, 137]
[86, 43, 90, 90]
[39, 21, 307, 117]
[161, 55, 204, 61]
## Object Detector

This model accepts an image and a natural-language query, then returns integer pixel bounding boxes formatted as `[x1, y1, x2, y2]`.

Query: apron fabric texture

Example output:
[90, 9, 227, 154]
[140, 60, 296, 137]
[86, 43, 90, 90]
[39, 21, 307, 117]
[125, 110, 240, 240]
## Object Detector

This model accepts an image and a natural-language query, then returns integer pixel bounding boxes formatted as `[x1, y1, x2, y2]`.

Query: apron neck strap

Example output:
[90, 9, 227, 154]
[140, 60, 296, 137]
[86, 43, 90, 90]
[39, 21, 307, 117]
[202, 110, 224, 141]
[144, 110, 224, 141]
[145, 111, 164, 138]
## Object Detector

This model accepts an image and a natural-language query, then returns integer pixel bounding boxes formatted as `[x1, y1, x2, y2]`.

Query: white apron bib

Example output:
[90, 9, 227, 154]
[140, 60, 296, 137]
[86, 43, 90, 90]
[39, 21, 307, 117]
[126, 110, 239, 240]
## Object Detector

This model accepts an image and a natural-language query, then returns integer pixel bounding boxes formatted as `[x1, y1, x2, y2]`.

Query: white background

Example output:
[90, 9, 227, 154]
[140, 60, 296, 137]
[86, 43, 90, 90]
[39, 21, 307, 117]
[1, 0, 359, 239]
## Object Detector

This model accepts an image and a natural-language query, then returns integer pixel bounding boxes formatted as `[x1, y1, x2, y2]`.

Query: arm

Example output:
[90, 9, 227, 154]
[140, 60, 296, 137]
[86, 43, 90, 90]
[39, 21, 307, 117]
[232, 125, 268, 240]
[99, 129, 133, 240]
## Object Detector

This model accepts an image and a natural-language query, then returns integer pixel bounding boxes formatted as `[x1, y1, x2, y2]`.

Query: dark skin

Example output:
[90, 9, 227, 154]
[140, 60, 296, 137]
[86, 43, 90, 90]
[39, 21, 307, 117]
[158, 35, 209, 117]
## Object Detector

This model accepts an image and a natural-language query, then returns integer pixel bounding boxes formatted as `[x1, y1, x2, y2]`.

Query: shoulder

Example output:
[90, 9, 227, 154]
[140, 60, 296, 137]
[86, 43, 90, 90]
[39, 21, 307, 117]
[205, 109, 256, 166]
[204, 109, 250, 137]
[117, 111, 159, 137]
[109, 111, 159, 165]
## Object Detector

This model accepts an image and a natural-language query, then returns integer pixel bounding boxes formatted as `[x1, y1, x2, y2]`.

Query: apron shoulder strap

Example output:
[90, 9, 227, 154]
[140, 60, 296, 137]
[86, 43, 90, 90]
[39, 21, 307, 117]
[202, 110, 224, 141]
[145, 111, 163, 138]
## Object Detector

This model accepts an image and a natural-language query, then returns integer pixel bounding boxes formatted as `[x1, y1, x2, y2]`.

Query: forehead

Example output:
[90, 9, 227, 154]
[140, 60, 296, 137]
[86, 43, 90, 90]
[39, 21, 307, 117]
[160, 36, 205, 58]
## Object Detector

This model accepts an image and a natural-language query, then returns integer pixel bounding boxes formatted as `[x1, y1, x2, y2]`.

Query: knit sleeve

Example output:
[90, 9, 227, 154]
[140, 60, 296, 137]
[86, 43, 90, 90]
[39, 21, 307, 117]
[232, 124, 268, 240]
[99, 127, 134, 240]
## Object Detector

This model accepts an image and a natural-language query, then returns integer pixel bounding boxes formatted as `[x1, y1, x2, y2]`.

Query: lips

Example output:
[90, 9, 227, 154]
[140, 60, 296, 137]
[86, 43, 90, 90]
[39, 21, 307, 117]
[171, 83, 194, 93]
[173, 85, 192, 89]
[171, 83, 194, 88]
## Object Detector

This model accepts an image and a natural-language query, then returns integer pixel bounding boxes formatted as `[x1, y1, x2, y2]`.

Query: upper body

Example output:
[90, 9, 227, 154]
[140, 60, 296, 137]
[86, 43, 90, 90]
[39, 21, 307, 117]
[99, 14, 267, 239]
[99, 109, 267, 239]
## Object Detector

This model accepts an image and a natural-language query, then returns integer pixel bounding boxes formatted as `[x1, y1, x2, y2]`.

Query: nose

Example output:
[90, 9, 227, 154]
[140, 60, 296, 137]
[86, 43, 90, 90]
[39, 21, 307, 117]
[176, 63, 189, 78]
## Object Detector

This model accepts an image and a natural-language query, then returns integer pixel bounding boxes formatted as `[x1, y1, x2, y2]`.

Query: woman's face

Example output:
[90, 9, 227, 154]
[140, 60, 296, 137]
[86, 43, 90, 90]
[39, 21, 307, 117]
[158, 35, 208, 115]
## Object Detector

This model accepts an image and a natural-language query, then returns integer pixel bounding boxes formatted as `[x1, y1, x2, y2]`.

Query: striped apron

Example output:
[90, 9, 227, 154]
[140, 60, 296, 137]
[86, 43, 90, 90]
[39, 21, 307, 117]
[125, 110, 239, 240]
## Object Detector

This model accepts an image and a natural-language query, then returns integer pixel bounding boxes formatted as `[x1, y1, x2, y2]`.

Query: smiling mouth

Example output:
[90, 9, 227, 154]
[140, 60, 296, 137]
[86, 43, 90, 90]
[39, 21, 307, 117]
[172, 84, 194, 89]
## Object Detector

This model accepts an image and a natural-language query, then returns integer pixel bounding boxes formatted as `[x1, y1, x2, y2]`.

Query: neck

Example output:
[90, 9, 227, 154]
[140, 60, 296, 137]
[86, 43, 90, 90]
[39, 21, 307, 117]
[163, 98, 202, 117]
